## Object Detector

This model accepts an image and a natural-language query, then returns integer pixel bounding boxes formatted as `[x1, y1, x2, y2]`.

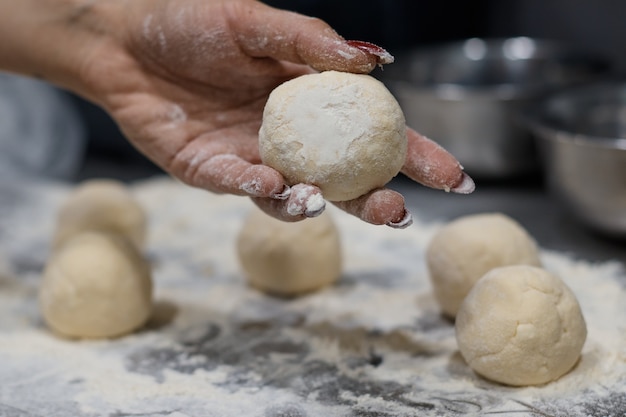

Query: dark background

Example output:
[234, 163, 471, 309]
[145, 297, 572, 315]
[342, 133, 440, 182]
[50, 0, 625, 261]
[264, 0, 626, 67]
[73, 0, 626, 179]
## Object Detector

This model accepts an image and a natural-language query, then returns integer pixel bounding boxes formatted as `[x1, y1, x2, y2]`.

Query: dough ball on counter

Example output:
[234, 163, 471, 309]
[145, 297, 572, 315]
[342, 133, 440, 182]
[236, 208, 342, 296]
[455, 265, 587, 386]
[259, 70, 407, 202]
[426, 213, 541, 317]
[39, 232, 153, 339]
[53, 179, 146, 249]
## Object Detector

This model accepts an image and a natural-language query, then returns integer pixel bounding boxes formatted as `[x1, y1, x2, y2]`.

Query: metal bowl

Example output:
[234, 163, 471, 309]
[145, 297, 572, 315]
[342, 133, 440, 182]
[524, 81, 626, 238]
[381, 37, 610, 178]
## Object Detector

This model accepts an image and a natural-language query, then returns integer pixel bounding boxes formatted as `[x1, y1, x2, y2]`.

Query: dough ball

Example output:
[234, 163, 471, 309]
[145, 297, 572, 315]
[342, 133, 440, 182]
[236, 208, 342, 296]
[53, 179, 146, 249]
[455, 265, 587, 386]
[39, 232, 153, 339]
[426, 213, 541, 317]
[259, 71, 407, 202]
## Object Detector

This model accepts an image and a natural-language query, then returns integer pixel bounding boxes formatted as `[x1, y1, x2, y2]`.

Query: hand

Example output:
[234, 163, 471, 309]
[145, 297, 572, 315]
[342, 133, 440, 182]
[39, 0, 475, 227]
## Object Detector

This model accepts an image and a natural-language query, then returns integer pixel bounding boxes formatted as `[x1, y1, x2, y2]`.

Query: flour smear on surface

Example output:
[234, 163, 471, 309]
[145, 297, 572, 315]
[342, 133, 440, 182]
[0, 177, 624, 417]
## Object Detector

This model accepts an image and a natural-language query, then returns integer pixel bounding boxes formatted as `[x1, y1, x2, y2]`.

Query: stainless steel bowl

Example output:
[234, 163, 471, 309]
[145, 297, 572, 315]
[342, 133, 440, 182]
[381, 37, 609, 178]
[525, 81, 626, 238]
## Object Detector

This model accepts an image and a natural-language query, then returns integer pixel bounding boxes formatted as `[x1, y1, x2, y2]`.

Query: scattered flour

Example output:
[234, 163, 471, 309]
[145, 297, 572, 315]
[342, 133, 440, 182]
[0, 177, 624, 416]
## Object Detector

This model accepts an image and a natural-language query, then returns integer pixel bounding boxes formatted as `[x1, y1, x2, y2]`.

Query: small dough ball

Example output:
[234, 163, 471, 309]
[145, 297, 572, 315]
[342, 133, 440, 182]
[39, 232, 153, 339]
[53, 179, 146, 249]
[259, 71, 407, 202]
[236, 208, 342, 296]
[455, 265, 587, 386]
[426, 213, 541, 317]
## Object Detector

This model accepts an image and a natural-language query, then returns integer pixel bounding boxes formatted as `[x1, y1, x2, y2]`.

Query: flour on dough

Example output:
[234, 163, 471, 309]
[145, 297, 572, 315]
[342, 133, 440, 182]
[455, 265, 587, 386]
[426, 213, 542, 317]
[53, 179, 147, 249]
[236, 208, 342, 296]
[39, 232, 153, 339]
[259, 71, 407, 202]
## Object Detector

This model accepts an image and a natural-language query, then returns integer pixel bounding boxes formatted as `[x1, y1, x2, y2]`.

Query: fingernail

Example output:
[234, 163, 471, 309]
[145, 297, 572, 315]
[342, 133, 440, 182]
[386, 210, 413, 229]
[271, 185, 291, 200]
[304, 193, 325, 217]
[451, 173, 475, 194]
[346, 40, 395, 65]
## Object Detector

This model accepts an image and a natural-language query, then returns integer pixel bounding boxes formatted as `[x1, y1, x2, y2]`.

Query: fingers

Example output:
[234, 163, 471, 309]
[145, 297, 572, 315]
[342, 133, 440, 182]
[402, 128, 475, 194]
[179, 150, 327, 221]
[189, 154, 289, 198]
[333, 188, 413, 229]
[190, 152, 411, 228]
[254, 185, 412, 228]
[229, 2, 390, 74]
[253, 184, 326, 222]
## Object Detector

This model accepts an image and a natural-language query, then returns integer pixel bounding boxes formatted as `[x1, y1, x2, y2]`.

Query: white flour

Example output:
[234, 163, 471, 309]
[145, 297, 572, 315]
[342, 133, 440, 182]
[259, 71, 407, 202]
[0, 177, 624, 417]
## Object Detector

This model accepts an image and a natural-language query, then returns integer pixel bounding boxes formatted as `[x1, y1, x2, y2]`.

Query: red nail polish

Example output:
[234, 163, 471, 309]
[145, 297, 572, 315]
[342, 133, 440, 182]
[346, 40, 395, 65]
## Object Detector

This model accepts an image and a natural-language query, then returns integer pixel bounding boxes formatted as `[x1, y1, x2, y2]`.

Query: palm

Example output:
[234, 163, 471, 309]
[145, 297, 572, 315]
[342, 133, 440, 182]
[82, 0, 471, 227]
[101, 2, 314, 184]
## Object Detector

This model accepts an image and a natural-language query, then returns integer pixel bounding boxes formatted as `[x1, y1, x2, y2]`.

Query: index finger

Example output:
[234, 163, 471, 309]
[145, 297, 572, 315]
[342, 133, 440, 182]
[228, 2, 390, 74]
[402, 128, 475, 194]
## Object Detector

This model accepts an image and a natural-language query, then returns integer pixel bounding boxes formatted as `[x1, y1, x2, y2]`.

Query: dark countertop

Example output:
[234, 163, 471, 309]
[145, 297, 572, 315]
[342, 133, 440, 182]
[1, 168, 625, 417]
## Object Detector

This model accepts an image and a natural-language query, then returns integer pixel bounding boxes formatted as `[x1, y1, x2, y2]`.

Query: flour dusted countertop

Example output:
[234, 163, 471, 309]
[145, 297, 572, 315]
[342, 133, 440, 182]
[0, 177, 625, 417]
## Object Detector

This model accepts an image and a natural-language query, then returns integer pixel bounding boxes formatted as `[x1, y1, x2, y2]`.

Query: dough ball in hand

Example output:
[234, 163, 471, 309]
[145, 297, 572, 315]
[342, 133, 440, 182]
[426, 213, 541, 317]
[236, 208, 342, 297]
[53, 179, 146, 249]
[455, 265, 587, 386]
[259, 70, 407, 202]
[39, 232, 153, 339]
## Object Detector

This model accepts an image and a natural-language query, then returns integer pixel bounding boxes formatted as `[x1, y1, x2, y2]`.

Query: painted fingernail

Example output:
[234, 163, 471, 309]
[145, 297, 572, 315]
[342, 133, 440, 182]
[451, 173, 476, 194]
[346, 40, 395, 65]
[387, 210, 413, 229]
[271, 185, 291, 200]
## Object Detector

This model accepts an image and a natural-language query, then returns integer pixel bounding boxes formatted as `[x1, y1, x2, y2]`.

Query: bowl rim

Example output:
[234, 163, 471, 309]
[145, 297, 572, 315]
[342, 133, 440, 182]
[393, 36, 605, 59]
[522, 80, 626, 149]
[382, 37, 611, 98]
[388, 79, 525, 101]
[529, 122, 626, 150]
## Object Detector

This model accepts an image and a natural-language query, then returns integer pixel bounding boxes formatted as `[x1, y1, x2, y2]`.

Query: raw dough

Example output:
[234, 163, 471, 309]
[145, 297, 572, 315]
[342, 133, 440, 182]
[455, 265, 587, 386]
[426, 213, 541, 317]
[53, 179, 146, 249]
[236, 208, 342, 296]
[39, 232, 153, 339]
[259, 71, 407, 202]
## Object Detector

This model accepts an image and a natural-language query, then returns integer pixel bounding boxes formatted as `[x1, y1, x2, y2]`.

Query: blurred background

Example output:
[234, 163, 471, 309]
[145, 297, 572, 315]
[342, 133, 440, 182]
[2, 0, 624, 182]
[1, 0, 625, 258]
[267, 0, 626, 73]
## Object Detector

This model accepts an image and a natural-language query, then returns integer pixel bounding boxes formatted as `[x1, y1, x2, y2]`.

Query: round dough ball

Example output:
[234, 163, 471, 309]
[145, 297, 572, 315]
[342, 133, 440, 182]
[39, 232, 153, 339]
[426, 213, 541, 317]
[259, 71, 407, 202]
[236, 208, 342, 296]
[53, 179, 146, 249]
[455, 265, 587, 386]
